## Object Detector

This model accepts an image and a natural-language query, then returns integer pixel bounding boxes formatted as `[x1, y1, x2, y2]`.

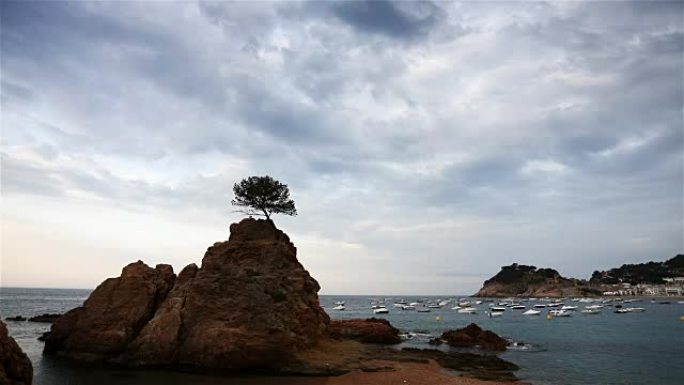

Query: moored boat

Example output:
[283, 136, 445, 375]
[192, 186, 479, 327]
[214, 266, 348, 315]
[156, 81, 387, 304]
[522, 309, 541, 315]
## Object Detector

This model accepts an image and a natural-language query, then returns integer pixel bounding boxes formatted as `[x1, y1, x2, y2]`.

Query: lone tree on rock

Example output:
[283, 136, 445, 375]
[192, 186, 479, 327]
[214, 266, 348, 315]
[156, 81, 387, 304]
[231, 175, 297, 220]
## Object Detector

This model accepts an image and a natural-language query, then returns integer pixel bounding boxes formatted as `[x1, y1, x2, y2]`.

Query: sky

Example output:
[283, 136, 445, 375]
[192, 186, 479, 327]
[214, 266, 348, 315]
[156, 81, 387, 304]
[1, 1, 682, 295]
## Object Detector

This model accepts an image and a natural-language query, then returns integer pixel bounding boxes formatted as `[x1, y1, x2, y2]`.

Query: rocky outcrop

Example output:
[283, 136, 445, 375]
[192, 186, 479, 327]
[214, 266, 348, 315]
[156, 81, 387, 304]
[0, 321, 33, 385]
[475, 263, 601, 297]
[440, 323, 508, 351]
[44, 218, 330, 371]
[328, 318, 401, 344]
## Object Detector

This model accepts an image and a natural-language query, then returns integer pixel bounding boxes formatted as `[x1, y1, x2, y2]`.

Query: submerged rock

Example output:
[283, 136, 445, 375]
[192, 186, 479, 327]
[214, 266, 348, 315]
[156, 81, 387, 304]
[44, 218, 330, 371]
[441, 323, 508, 351]
[328, 318, 401, 344]
[0, 320, 33, 385]
[28, 314, 62, 323]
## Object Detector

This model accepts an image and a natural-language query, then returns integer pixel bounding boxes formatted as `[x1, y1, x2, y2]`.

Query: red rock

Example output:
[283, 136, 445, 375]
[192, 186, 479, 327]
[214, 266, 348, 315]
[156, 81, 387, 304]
[46, 218, 330, 371]
[441, 323, 508, 351]
[44, 261, 175, 360]
[328, 318, 401, 344]
[0, 320, 33, 385]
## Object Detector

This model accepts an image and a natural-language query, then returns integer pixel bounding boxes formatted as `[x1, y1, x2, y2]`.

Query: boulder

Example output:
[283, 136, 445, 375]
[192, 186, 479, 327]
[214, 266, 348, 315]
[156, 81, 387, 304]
[0, 320, 33, 385]
[440, 323, 508, 351]
[328, 318, 401, 344]
[45, 218, 330, 371]
[44, 261, 176, 360]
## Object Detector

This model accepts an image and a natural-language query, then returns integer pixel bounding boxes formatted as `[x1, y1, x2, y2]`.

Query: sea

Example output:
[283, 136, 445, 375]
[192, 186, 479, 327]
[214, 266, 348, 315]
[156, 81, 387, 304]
[1, 288, 683, 385]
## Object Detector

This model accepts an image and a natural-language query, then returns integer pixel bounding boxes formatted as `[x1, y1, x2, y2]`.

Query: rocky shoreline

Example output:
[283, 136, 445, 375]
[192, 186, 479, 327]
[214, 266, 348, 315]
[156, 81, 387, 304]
[33, 218, 521, 383]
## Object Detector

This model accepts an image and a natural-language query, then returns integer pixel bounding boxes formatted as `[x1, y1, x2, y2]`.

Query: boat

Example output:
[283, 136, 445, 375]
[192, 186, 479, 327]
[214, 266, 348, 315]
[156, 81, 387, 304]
[417, 308, 431, 313]
[581, 309, 601, 315]
[458, 301, 471, 307]
[561, 305, 578, 311]
[402, 305, 416, 310]
[522, 309, 541, 315]
[438, 300, 451, 306]
[490, 306, 506, 312]
[548, 309, 571, 317]
[626, 307, 646, 312]
[457, 307, 478, 314]
[614, 308, 630, 314]
[332, 305, 345, 311]
[474, 300, 483, 305]
[547, 302, 563, 308]
[585, 304, 603, 310]
[534, 304, 547, 308]
[511, 305, 526, 310]
[373, 307, 389, 314]
[488, 311, 503, 317]
[427, 304, 442, 308]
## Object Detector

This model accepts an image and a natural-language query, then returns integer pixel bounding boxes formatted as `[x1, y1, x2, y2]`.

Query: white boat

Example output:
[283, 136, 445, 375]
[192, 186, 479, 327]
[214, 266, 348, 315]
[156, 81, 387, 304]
[417, 308, 431, 313]
[488, 311, 503, 317]
[438, 300, 451, 306]
[581, 309, 601, 315]
[427, 304, 442, 308]
[511, 305, 526, 310]
[402, 305, 416, 310]
[548, 309, 571, 317]
[474, 300, 483, 305]
[585, 304, 603, 310]
[332, 305, 345, 311]
[373, 307, 389, 314]
[490, 306, 506, 312]
[394, 303, 406, 308]
[457, 307, 478, 314]
[561, 305, 578, 311]
[547, 302, 563, 308]
[458, 301, 471, 307]
[626, 307, 646, 312]
[522, 309, 541, 315]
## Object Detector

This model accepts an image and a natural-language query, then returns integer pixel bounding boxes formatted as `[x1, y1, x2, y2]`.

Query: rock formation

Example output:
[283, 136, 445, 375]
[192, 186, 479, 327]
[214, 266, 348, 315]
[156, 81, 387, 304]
[440, 323, 508, 351]
[45, 218, 329, 370]
[0, 320, 33, 385]
[474, 263, 602, 297]
[328, 318, 401, 344]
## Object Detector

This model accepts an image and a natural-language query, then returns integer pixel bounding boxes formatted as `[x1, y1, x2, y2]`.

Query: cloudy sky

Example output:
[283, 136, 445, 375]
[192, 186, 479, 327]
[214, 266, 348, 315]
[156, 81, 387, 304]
[1, 1, 682, 294]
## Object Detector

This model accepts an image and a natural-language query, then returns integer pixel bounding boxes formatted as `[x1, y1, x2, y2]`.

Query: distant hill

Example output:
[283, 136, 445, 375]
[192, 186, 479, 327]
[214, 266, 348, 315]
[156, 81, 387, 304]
[590, 254, 684, 285]
[474, 263, 601, 298]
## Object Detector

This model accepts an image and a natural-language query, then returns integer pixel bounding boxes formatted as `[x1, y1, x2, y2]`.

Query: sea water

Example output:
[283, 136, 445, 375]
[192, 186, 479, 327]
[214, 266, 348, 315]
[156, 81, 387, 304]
[1, 288, 683, 385]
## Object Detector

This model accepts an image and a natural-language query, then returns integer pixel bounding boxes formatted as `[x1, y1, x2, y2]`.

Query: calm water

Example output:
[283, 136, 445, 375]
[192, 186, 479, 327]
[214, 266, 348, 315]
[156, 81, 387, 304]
[1, 288, 683, 384]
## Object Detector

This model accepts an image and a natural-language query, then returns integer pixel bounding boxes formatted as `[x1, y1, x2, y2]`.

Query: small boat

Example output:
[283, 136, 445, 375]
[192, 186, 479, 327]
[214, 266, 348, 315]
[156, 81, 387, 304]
[458, 301, 471, 307]
[474, 300, 483, 305]
[561, 305, 578, 311]
[548, 309, 571, 317]
[614, 308, 630, 314]
[585, 305, 603, 310]
[547, 303, 563, 308]
[427, 304, 442, 308]
[402, 305, 416, 310]
[522, 309, 541, 315]
[511, 305, 526, 310]
[457, 307, 478, 314]
[488, 311, 503, 317]
[626, 307, 646, 312]
[490, 306, 506, 312]
[534, 304, 547, 308]
[417, 308, 431, 313]
[438, 300, 451, 307]
[658, 301, 671, 305]
[581, 309, 601, 315]
[332, 305, 345, 311]
[373, 307, 389, 314]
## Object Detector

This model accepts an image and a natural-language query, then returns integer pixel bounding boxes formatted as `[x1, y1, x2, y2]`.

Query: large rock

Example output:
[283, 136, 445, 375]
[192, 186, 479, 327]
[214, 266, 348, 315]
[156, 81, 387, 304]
[0, 320, 33, 385]
[440, 323, 508, 351]
[45, 218, 330, 371]
[44, 261, 175, 361]
[328, 318, 401, 344]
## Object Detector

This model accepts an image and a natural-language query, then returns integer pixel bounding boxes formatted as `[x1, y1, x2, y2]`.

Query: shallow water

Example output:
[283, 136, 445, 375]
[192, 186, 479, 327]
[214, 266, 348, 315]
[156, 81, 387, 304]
[1, 288, 683, 384]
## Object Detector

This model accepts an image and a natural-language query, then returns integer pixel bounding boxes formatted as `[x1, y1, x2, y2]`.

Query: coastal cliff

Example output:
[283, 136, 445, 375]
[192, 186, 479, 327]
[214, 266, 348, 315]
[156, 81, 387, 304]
[0, 320, 33, 385]
[45, 218, 330, 370]
[474, 263, 601, 297]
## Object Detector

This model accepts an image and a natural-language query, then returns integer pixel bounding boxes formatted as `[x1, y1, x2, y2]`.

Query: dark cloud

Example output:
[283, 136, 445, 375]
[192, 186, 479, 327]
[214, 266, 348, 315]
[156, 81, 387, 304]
[331, 0, 444, 40]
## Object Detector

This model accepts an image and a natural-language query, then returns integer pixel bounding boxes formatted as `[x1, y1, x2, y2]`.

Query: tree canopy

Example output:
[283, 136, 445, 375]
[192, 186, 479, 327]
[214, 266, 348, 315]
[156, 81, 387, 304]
[231, 175, 297, 220]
